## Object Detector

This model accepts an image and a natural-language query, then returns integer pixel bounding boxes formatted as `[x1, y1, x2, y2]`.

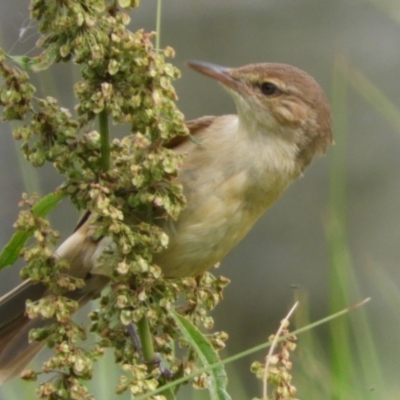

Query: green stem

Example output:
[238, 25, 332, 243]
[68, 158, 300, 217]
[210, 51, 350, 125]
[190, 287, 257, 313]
[134, 298, 370, 400]
[155, 0, 162, 52]
[98, 109, 110, 172]
[137, 315, 155, 362]
[328, 55, 355, 399]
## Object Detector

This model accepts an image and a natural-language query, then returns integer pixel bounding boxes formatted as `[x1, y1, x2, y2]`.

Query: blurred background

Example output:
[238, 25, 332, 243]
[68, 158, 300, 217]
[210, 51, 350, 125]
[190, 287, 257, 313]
[1, 0, 400, 399]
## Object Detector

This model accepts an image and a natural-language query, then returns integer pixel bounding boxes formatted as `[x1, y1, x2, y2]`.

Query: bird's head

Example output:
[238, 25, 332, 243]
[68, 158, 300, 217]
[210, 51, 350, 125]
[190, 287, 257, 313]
[187, 60, 333, 169]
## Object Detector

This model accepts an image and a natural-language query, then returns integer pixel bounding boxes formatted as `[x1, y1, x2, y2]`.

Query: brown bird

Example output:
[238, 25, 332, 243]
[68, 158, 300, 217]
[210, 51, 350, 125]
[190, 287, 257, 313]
[0, 60, 332, 384]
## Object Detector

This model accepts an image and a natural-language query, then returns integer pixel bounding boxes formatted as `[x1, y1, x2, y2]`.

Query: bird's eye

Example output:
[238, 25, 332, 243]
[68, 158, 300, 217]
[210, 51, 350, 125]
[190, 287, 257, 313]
[260, 82, 279, 96]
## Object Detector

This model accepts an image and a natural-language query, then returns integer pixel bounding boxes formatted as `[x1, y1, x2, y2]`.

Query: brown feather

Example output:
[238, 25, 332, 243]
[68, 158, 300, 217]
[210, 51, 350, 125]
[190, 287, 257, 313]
[164, 116, 216, 149]
[0, 280, 47, 331]
[0, 274, 108, 384]
[73, 209, 92, 233]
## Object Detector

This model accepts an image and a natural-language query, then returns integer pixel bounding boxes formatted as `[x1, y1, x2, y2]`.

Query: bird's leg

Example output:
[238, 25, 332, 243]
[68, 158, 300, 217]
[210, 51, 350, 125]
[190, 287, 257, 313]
[127, 323, 173, 380]
[127, 323, 144, 361]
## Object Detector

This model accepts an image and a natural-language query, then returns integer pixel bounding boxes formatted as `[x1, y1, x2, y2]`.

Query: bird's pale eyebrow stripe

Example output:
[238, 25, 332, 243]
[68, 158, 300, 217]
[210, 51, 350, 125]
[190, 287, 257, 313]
[285, 84, 303, 96]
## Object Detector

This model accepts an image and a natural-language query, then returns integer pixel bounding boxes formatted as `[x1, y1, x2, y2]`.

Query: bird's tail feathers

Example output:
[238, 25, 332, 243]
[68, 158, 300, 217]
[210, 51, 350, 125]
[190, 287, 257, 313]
[0, 279, 48, 385]
[0, 274, 108, 385]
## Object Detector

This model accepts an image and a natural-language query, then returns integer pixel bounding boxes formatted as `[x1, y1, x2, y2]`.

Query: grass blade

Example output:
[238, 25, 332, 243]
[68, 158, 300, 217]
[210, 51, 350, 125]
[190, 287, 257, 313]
[0, 190, 65, 269]
[170, 310, 231, 400]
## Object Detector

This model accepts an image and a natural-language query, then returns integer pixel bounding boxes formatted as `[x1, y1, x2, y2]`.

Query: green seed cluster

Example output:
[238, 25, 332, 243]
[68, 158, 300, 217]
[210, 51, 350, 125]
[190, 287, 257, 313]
[0, 1, 230, 398]
[0, 49, 35, 120]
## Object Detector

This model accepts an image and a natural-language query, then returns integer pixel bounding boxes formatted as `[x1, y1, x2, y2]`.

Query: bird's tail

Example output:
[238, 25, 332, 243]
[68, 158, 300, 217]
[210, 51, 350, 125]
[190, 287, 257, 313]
[0, 215, 110, 385]
[0, 279, 48, 385]
[0, 274, 108, 385]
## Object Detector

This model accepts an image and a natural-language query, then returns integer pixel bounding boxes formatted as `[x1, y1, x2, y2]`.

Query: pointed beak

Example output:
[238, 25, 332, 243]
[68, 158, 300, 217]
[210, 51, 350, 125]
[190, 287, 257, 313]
[186, 60, 238, 91]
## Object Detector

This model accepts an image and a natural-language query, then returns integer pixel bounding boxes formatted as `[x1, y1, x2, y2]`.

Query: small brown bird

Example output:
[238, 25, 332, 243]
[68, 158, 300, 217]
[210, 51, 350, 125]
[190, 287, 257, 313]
[0, 60, 332, 384]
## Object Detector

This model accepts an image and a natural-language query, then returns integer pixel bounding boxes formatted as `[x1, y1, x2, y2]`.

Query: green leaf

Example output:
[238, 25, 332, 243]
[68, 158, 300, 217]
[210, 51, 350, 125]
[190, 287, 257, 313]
[0, 190, 66, 269]
[170, 309, 231, 400]
[5, 54, 34, 71]
[134, 299, 369, 400]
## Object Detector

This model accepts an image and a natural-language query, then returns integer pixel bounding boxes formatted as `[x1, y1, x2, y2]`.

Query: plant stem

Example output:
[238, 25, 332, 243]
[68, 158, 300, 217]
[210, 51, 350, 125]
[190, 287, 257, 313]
[155, 0, 162, 52]
[328, 55, 354, 399]
[137, 315, 155, 362]
[99, 109, 110, 172]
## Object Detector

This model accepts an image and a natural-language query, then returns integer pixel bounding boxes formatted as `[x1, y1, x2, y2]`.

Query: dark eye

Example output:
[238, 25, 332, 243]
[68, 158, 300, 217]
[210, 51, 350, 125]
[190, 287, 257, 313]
[260, 82, 279, 96]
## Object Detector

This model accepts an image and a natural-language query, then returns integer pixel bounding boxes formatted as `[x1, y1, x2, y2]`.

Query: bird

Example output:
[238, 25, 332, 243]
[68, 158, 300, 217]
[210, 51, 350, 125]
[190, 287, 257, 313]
[0, 60, 332, 384]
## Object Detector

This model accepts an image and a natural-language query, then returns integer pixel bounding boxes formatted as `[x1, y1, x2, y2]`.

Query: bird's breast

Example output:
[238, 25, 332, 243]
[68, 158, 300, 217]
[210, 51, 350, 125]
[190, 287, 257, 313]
[153, 115, 300, 278]
[155, 161, 289, 278]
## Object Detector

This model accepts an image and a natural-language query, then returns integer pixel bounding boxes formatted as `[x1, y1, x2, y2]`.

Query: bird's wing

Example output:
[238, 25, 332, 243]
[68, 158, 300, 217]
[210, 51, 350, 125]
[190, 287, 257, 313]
[73, 116, 217, 232]
[164, 116, 216, 149]
[73, 209, 92, 233]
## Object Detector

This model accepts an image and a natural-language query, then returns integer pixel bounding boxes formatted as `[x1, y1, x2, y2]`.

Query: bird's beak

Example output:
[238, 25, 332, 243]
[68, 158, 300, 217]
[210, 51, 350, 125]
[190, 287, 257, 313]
[187, 60, 239, 92]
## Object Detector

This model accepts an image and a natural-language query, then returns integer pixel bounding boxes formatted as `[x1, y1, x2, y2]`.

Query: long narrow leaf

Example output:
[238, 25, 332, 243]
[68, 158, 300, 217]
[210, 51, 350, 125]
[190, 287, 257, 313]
[0, 190, 65, 269]
[328, 54, 355, 397]
[170, 310, 231, 400]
